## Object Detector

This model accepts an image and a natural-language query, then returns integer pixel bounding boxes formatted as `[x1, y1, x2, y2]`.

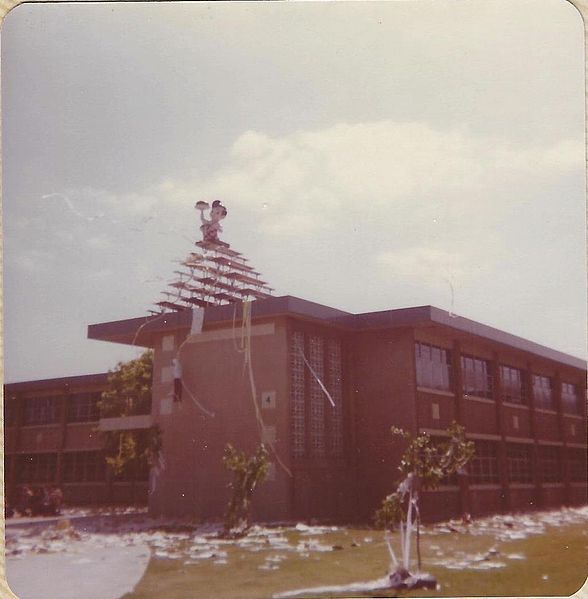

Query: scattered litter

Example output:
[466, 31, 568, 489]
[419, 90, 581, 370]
[273, 576, 392, 598]
[296, 539, 333, 553]
[187, 551, 215, 560]
[427, 506, 588, 543]
[5, 505, 587, 582]
[294, 523, 338, 535]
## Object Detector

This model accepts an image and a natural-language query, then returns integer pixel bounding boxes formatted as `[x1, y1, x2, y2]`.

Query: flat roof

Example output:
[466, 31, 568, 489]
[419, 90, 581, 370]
[332, 305, 585, 370]
[4, 372, 110, 393]
[87, 296, 586, 371]
[87, 296, 350, 347]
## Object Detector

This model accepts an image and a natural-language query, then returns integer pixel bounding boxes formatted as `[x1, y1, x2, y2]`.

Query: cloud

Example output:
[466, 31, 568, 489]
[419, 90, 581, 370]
[8, 119, 583, 357]
[145, 120, 583, 288]
[16, 120, 582, 298]
[182, 121, 583, 231]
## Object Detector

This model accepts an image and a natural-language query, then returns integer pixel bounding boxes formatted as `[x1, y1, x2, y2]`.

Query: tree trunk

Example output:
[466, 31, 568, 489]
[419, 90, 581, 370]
[416, 512, 422, 571]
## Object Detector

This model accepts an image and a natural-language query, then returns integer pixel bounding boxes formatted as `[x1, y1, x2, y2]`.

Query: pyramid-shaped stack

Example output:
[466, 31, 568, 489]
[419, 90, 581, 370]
[153, 207, 273, 314]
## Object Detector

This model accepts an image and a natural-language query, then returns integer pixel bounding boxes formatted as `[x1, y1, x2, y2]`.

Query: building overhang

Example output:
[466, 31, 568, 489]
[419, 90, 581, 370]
[87, 296, 586, 372]
[332, 305, 586, 370]
[4, 372, 110, 394]
[87, 295, 351, 347]
[98, 414, 154, 432]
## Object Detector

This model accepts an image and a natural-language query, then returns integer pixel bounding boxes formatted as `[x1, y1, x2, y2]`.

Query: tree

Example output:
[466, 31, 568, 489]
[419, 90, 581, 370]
[222, 443, 269, 538]
[98, 351, 162, 492]
[374, 421, 474, 584]
[99, 350, 153, 418]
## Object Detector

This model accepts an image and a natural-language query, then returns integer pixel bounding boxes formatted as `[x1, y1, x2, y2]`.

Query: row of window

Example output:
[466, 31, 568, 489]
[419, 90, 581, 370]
[4, 393, 102, 426]
[468, 441, 586, 485]
[290, 332, 344, 458]
[4, 452, 149, 483]
[4, 392, 153, 427]
[415, 342, 583, 414]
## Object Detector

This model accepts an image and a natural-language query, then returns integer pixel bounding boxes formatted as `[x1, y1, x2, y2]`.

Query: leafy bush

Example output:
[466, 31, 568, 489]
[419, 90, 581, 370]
[222, 443, 269, 538]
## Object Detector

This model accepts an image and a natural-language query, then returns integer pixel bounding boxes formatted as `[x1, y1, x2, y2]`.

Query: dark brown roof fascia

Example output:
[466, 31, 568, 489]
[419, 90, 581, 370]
[4, 372, 110, 393]
[86, 297, 585, 371]
[87, 296, 350, 346]
[427, 307, 586, 371]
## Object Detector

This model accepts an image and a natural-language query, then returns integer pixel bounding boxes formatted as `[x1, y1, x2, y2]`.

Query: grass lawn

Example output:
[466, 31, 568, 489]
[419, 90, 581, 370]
[123, 521, 587, 599]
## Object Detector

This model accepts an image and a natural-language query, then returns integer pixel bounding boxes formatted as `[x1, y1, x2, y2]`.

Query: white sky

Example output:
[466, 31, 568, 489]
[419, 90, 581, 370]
[2, 0, 586, 382]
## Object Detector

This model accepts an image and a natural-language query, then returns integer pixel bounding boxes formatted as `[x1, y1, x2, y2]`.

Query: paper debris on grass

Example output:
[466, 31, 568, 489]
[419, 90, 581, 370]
[296, 539, 333, 553]
[294, 523, 339, 535]
[6, 505, 587, 567]
[273, 576, 392, 598]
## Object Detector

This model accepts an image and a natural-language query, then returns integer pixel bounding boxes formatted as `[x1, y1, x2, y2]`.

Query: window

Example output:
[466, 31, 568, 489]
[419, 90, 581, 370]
[18, 453, 57, 483]
[4, 454, 12, 480]
[63, 452, 106, 482]
[429, 437, 458, 485]
[469, 441, 499, 484]
[290, 331, 306, 457]
[415, 342, 452, 391]
[538, 446, 561, 483]
[23, 396, 62, 425]
[327, 339, 344, 457]
[4, 399, 17, 427]
[561, 383, 582, 415]
[112, 459, 149, 481]
[500, 365, 526, 404]
[532, 374, 553, 410]
[67, 392, 101, 422]
[568, 449, 587, 483]
[507, 444, 533, 483]
[289, 331, 344, 458]
[461, 355, 493, 399]
[309, 335, 326, 457]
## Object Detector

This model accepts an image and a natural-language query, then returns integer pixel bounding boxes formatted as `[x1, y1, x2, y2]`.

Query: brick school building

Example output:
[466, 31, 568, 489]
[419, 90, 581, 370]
[76, 295, 585, 522]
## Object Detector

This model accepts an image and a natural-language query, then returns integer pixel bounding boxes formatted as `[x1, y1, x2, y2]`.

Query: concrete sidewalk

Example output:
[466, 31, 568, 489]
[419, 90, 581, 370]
[6, 543, 151, 599]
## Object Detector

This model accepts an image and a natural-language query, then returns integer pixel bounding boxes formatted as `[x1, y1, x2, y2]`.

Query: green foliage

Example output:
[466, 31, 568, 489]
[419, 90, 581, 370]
[394, 421, 475, 491]
[373, 492, 404, 530]
[99, 350, 153, 417]
[98, 351, 161, 478]
[104, 426, 162, 476]
[374, 421, 475, 529]
[222, 443, 269, 537]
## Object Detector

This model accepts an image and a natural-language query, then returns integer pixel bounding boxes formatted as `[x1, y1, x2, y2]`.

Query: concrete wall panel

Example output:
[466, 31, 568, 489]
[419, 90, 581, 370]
[19, 426, 62, 451]
[64, 424, 103, 451]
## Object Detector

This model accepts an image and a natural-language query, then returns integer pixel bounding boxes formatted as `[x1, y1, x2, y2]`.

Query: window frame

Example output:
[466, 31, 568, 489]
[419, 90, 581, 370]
[500, 364, 526, 405]
[461, 354, 494, 400]
[62, 451, 106, 483]
[561, 382, 581, 415]
[415, 342, 453, 392]
[568, 448, 587, 483]
[23, 396, 62, 426]
[532, 374, 554, 410]
[67, 392, 102, 423]
[506, 443, 533, 484]
[469, 440, 500, 484]
[18, 453, 57, 483]
[538, 445, 562, 483]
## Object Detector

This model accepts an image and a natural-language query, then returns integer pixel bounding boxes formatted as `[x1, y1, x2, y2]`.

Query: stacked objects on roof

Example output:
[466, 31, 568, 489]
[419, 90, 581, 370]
[154, 240, 273, 313]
